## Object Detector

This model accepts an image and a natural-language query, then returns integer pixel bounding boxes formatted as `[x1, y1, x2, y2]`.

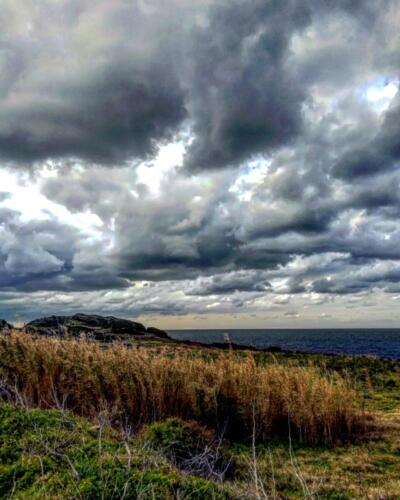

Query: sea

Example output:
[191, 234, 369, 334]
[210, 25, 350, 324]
[167, 329, 400, 359]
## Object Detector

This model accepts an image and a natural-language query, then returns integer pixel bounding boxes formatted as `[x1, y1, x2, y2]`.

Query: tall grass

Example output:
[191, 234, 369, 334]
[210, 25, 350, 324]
[0, 332, 364, 444]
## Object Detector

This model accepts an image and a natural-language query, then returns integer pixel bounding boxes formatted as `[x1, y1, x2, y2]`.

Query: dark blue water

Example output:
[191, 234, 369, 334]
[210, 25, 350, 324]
[168, 329, 400, 359]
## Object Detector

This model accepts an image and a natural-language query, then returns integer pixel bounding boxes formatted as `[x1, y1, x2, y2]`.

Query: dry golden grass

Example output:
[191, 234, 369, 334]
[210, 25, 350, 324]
[0, 332, 365, 444]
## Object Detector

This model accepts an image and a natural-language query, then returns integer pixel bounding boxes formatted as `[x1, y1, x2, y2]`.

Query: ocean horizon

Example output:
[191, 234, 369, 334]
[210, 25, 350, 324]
[168, 328, 400, 359]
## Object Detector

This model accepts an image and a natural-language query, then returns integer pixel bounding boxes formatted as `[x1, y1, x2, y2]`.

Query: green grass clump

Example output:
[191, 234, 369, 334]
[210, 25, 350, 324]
[141, 417, 234, 479]
[0, 404, 233, 499]
[142, 418, 214, 462]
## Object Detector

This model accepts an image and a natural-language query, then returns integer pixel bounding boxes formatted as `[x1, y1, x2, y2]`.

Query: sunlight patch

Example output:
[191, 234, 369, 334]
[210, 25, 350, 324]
[360, 78, 398, 113]
[229, 160, 270, 201]
[136, 141, 185, 196]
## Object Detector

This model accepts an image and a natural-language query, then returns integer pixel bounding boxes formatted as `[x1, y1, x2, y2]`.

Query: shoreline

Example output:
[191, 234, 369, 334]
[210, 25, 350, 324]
[165, 336, 400, 360]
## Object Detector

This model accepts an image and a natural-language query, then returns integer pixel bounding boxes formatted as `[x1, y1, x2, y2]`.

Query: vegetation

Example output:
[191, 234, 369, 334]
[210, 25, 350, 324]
[0, 332, 363, 445]
[252, 350, 400, 413]
[141, 418, 234, 480]
[0, 404, 233, 499]
[1, 331, 400, 498]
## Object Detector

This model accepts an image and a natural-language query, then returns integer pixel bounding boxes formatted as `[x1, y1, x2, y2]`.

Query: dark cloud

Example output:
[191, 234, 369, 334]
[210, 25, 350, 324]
[183, 0, 310, 170]
[311, 260, 400, 295]
[187, 271, 271, 296]
[333, 92, 400, 179]
[0, 207, 74, 289]
[1, 0, 400, 324]
[0, 0, 186, 165]
[183, 0, 393, 171]
[0, 205, 129, 292]
[0, 0, 392, 170]
[3, 0, 305, 168]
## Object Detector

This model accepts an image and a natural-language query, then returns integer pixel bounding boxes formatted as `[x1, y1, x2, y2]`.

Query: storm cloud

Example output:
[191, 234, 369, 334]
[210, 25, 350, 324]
[0, 0, 392, 168]
[1, 0, 400, 325]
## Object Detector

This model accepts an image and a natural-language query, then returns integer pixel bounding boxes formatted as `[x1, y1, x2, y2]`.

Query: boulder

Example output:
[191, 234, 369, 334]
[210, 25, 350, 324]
[0, 319, 13, 331]
[25, 313, 169, 341]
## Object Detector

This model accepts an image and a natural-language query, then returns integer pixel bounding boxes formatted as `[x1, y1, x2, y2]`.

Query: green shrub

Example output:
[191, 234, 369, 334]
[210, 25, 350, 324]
[141, 417, 234, 480]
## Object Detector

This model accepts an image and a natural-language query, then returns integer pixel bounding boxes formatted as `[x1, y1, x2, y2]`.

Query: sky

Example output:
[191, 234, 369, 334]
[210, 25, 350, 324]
[1, 0, 400, 328]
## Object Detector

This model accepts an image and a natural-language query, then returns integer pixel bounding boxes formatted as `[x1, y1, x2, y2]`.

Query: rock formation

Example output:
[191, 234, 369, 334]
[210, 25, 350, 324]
[25, 313, 169, 341]
[0, 319, 13, 331]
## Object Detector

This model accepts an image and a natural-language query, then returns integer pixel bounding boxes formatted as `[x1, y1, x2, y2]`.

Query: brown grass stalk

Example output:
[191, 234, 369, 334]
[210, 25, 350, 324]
[0, 332, 364, 444]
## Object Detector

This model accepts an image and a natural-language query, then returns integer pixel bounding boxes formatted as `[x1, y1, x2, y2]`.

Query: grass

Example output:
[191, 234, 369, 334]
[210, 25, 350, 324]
[250, 350, 400, 413]
[0, 404, 234, 499]
[0, 332, 364, 445]
[1, 404, 399, 499]
[2, 331, 400, 498]
[227, 427, 400, 498]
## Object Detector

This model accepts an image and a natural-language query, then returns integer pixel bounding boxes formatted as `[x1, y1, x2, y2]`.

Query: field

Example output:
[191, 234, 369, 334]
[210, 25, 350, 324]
[0, 331, 400, 498]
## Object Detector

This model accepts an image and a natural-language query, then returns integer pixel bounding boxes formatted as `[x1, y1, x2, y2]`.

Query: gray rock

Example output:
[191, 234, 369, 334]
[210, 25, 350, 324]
[25, 313, 169, 341]
[0, 319, 13, 331]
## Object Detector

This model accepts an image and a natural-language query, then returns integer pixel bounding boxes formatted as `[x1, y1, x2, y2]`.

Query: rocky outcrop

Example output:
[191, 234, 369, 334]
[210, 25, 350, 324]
[25, 313, 169, 341]
[0, 319, 13, 331]
[146, 326, 170, 339]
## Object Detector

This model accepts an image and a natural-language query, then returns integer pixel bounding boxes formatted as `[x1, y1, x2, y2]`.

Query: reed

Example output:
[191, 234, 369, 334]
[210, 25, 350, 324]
[0, 332, 364, 444]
